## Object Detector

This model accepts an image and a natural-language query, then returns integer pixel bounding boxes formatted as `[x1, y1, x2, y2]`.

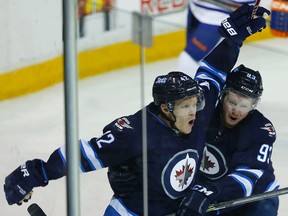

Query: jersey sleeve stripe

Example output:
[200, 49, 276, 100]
[80, 139, 104, 170]
[195, 62, 227, 92]
[80, 141, 95, 172]
[265, 179, 280, 192]
[58, 145, 67, 165]
[40, 160, 49, 182]
[228, 173, 253, 197]
[58, 144, 84, 173]
[199, 60, 227, 82]
[235, 167, 264, 179]
[80, 164, 85, 173]
[57, 141, 104, 173]
[106, 196, 139, 216]
[195, 72, 221, 92]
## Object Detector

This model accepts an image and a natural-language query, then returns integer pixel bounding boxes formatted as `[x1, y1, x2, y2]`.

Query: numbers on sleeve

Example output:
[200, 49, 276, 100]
[96, 131, 115, 149]
[257, 144, 272, 163]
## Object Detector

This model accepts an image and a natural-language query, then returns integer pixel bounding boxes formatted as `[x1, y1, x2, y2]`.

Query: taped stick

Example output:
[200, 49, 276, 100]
[207, 187, 288, 212]
[251, 0, 261, 19]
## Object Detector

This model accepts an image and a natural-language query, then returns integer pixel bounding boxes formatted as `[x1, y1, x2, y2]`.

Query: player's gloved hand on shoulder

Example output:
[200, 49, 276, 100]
[4, 159, 49, 205]
[177, 184, 218, 216]
[107, 165, 138, 198]
[219, 4, 270, 45]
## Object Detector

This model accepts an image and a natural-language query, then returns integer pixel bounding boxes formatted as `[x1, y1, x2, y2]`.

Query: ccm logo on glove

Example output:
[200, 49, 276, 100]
[192, 184, 214, 196]
[17, 185, 27, 195]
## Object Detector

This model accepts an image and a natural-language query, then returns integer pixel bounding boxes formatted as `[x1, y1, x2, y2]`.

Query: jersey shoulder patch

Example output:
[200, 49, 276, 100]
[104, 116, 136, 134]
[114, 117, 133, 130]
[260, 122, 276, 138]
[101, 115, 140, 146]
[247, 110, 276, 139]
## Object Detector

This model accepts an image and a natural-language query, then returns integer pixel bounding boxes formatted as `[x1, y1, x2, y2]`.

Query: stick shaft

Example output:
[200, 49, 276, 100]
[207, 187, 288, 212]
[251, 0, 261, 19]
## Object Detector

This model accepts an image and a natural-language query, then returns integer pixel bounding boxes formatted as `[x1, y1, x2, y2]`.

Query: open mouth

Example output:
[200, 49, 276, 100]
[229, 116, 237, 121]
[189, 119, 194, 126]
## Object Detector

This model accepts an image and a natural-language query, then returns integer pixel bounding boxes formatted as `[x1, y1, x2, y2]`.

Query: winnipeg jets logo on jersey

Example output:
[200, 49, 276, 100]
[260, 123, 276, 137]
[174, 155, 194, 189]
[161, 150, 199, 199]
[200, 144, 228, 180]
[201, 149, 216, 172]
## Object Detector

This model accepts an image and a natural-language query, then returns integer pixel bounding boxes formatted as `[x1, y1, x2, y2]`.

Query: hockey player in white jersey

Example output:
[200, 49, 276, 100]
[177, 0, 258, 75]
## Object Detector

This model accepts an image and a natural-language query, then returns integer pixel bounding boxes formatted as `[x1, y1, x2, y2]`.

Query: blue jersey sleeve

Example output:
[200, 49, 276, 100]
[43, 148, 67, 180]
[194, 38, 240, 109]
[42, 113, 145, 180]
[199, 38, 240, 77]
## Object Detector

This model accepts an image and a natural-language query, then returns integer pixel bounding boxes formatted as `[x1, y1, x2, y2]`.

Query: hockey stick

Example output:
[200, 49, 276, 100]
[207, 187, 288, 212]
[251, 0, 261, 19]
[27, 203, 47, 216]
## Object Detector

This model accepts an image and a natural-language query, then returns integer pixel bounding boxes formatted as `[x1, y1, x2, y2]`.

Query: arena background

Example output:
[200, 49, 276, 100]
[0, 1, 287, 215]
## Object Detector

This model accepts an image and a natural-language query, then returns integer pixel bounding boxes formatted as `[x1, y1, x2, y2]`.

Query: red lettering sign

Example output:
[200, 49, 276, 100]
[141, 0, 188, 16]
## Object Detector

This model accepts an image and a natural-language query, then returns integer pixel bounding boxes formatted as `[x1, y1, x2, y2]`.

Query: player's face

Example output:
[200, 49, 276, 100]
[222, 91, 253, 128]
[173, 96, 198, 134]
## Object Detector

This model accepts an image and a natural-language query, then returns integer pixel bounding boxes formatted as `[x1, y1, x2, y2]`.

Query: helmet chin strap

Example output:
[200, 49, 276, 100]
[160, 103, 181, 134]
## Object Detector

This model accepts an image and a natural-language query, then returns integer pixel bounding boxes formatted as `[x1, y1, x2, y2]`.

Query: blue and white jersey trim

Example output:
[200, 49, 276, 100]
[198, 60, 227, 82]
[57, 140, 104, 174]
[235, 167, 264, 179]
[228, 167, 264, 197]
[196, 73, 221, 92]
[59, 145, 66, 165]
[80, 139, 104, 170]
[195, 61, 227, 93]
[104, 196, 139, 216]
[228, 173, 253, 197]
[266, 180, 280, 192]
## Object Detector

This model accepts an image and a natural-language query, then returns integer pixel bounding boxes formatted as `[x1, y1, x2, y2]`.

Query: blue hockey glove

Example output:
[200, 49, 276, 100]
[107, 165, 138, 198]
[4, 159, 49, 205]
[219, 4, 270, 45]
[177, 184, 218, 216]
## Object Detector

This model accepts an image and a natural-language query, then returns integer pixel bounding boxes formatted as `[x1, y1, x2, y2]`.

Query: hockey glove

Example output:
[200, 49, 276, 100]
[4, 159, 49, 205]
[219, 4, 270, 45]
[177, 184, 218, 216]
[107, 165, 138, 198]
